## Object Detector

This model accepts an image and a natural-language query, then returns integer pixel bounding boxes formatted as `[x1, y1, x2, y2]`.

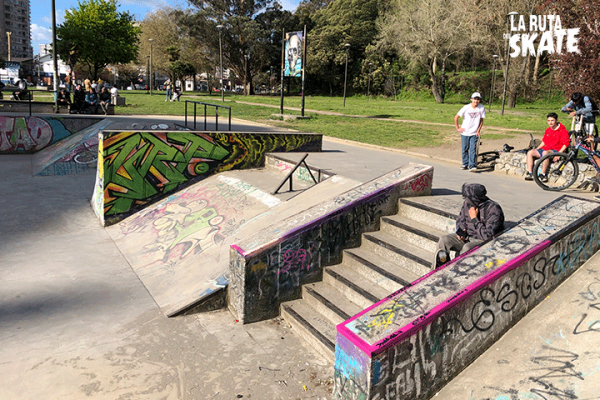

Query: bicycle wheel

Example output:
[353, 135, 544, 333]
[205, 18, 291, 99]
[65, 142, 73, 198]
[476, 151, 499, 165]
[533, 152, 578, 191]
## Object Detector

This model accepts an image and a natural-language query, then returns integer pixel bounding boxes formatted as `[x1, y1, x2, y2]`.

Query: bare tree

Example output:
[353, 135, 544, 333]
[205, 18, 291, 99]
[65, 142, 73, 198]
[378, 0, 472, 103]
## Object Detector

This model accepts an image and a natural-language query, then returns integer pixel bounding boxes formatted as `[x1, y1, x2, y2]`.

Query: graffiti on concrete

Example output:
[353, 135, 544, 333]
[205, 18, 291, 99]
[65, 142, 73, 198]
[236, 165, 432, 257]
[108, 172, 281, 316]
[100, 131, 320, 224]
[0, 116, 63, 152]
[342, 197, 599, 349]
[573, 277, 600, 335]
[334, 196, 600, 400]
[230, 164, 434, 323]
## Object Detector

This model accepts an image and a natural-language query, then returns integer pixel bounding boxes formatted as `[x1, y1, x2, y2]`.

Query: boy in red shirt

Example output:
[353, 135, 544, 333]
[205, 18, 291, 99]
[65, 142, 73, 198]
[525, 112, 570, 181]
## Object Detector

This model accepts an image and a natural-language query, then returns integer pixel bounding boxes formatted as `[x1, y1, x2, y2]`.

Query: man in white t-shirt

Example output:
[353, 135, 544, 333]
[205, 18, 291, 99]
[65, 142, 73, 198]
[455, 92, 486, 171]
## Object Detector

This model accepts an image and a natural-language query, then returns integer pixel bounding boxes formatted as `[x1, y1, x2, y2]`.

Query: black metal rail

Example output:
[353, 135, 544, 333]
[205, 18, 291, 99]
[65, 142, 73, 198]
[184, 100, 231, 131]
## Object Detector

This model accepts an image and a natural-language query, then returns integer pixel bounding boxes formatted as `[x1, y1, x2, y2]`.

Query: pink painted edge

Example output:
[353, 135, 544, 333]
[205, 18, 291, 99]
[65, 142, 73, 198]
[238, 166, 433, 258]
[230, 244, 245, 256]
[340, 236, 479, 329]
[338, 240, 552, 357]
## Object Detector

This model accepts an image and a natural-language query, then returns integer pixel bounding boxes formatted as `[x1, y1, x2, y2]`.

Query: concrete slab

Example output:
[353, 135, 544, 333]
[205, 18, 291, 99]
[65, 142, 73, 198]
[105, 168, 361, 317]
[2, 117, 600, 400]
[0, 153, 334, 400]
[32, 119, 112, 176]
[435, 250, 600, 399]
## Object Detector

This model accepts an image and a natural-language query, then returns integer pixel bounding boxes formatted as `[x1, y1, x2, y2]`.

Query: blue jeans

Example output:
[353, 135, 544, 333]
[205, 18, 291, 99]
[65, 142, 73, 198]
[461, 135, 478, 168]
[166, 89, 172, 100]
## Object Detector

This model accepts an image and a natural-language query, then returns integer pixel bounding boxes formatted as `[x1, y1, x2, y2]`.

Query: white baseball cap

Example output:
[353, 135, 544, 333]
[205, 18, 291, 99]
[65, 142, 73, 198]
[471, 92, 482, 99]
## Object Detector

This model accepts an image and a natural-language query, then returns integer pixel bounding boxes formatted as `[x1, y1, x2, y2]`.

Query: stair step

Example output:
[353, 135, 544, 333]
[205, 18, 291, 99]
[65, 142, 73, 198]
[398, 198, 457, 234]
[323, 264, 392, 309]
[362, 231, 432, 277]
[280, 300, 336, 361]
[343, 247, 420, 292]
[303, 282, 364, 325]
[381, 214, 448, 253]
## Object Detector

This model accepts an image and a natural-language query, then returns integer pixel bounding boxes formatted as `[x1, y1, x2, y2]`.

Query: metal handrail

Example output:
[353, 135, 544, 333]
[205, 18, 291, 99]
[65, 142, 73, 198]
[1, 88, 60, 116]
[184, 100, 231, 131]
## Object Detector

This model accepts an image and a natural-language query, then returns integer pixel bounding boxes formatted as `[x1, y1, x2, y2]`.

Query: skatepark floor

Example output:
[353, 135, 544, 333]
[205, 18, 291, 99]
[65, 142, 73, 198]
[2, 114, 600, 399]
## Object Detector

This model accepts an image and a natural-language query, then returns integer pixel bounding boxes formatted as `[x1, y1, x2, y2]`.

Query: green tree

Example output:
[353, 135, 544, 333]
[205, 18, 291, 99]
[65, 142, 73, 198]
[178, 0, 289, 96]
[305, 0, 382, 96]
[139, 7, 208, 84]
[56, 0, 140, 80]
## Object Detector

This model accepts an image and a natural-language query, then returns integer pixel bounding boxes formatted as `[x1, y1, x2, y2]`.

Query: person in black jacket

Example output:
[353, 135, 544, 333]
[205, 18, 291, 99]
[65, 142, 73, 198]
[72, 84, 87, 113]
[433, 183, 505, 268]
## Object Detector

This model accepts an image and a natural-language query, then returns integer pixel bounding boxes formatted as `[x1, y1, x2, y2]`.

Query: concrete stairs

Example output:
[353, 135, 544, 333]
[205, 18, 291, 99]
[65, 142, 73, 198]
[280, 197, 458, 361]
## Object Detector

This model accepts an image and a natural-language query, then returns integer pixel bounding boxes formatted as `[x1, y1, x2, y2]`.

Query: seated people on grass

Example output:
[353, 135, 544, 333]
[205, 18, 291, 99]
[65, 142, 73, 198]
[524, 112, 570, 182]
[433, 183, 505, 268]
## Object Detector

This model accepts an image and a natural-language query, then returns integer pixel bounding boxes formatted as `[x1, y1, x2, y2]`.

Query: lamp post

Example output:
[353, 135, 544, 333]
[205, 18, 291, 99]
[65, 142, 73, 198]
[489, 54, 499, 111]
[367, 62, 373, 100]
[244, 53, 250, 96]
[217, 24, 224, 102]
[51, 0, 58, 112]
[149, 38, 154, 95]
[146, 56, 150, 94]
[343, 43, 350, 107]
[501, 11, 519, 116]
[6, 32, 11, 61]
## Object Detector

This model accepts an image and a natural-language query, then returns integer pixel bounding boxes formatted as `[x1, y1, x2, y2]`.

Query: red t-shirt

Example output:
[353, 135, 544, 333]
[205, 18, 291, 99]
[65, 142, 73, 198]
[542, 122, 570, 151]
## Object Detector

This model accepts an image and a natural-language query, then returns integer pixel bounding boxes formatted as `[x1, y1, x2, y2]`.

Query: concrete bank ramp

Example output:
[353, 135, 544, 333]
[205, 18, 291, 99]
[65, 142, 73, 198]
[32, 119, 112, 176]
[106, 169, 361, 317]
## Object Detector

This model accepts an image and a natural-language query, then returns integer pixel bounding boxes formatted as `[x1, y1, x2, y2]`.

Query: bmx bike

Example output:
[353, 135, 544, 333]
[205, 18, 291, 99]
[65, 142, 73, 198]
[533, 115, 600, 191]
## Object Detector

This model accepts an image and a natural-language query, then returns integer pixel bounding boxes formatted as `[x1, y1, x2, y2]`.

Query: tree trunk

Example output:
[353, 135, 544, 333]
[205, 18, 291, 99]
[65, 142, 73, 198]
[533, 51, 541, 83]
[427, 61, 445, 103]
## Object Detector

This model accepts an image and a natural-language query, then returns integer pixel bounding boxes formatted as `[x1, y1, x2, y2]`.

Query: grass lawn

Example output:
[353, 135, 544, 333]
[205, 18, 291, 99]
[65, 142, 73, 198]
[32, 89, 569, 150]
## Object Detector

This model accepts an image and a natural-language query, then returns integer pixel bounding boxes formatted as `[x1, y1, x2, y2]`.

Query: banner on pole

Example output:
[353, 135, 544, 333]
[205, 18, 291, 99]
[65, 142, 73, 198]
[284, 31, 303, 77]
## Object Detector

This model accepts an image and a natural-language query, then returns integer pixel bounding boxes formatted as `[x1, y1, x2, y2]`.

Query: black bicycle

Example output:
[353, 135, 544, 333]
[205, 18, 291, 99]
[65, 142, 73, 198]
[533, 115, 600, 191]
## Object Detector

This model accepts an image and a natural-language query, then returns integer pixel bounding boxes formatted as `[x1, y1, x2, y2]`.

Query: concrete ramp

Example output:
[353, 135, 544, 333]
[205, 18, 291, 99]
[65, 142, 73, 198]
[33, 119, 112, 176]
[105, 169, 360, 317]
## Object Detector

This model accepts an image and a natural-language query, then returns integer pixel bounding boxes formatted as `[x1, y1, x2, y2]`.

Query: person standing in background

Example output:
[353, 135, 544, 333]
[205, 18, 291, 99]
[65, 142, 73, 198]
[455, 92, 486, 172]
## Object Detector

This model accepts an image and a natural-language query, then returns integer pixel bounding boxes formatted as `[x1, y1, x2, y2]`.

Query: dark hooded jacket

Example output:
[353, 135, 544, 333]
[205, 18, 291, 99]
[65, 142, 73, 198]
[457, 183, 505, 241]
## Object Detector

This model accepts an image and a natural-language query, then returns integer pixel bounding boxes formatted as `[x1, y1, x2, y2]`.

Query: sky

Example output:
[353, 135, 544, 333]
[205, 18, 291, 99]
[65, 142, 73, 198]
[30, 0, 301, 55]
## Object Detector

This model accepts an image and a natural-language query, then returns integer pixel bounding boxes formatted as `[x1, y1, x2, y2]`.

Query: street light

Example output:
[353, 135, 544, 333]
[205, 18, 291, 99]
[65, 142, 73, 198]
[6, 32, 11, 61]
[51, 0, 58, 112]
[501, 11, 519, 116]
[343, 43, 350, 107]
[245, 53, 250, 96]
[149, 38, 154, 95]
[367, 62, 373, 100]
[267, 69, 271, 95]
[217, 24, 224, 102]
[489, 54, 499, 111]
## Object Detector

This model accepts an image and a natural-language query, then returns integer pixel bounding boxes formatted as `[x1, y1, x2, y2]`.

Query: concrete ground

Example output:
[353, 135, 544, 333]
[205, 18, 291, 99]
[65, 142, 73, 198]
[1, 114, 599, 399]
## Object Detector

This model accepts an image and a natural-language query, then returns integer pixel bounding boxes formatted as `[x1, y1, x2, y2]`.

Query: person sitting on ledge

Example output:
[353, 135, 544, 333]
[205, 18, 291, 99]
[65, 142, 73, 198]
[524, 112, 570, 182]
[57, 88, 71, 107]
[433, 183, 505, 268]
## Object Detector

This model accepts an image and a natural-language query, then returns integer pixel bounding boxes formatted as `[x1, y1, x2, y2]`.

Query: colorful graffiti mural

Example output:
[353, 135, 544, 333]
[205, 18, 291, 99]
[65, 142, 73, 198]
[105, 172, 282, 316]
[0, 116, 102, 154]
[98, 131, 321, 225]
